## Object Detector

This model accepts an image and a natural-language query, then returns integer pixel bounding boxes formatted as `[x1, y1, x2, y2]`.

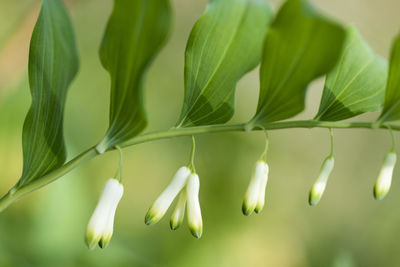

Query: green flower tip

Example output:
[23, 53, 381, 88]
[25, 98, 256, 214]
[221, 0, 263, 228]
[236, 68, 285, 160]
[254, 203, 264, 214]
[242, 201, 254, 216]
[86, 242, 97, 250]
[308, 195, 320, 206]
[373, 185, 389, 201]
[85, 231, 100, 250]
[85, 231, 113, 250]
[189, 225, 203, 239]
[170, 219, 182, 231]
[144, 211, 160, 226]
[98, 235, 111, 249]
[308, 179, 327, 206]
[308, 189, 322, 206]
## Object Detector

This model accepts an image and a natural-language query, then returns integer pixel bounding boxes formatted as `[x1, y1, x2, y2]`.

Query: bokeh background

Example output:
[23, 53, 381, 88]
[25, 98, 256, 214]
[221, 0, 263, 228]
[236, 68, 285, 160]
[0, 0, 400, 266]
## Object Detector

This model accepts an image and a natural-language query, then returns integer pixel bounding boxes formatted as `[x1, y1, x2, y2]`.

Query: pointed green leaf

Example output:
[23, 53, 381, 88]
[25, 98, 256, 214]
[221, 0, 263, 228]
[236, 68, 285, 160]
[96, 0, 171, 153]
[176, 0, 274, 127]
[378, 34, 400, 122]
[249, 0, 345, 126]
[17, 0, 79, 187]
[315, 27, 387, 121]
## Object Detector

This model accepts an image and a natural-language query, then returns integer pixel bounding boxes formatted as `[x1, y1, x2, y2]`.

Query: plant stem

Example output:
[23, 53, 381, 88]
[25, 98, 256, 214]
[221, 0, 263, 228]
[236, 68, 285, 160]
[188, 135, 196, 173]
[0, 119, 398, 212]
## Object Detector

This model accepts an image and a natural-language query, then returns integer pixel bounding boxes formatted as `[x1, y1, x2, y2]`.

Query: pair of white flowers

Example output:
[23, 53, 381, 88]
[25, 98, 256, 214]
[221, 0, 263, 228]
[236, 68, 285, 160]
[242, 160, 269, 216]
[85, 178, 124, 249]
[145, 166, 203, 238]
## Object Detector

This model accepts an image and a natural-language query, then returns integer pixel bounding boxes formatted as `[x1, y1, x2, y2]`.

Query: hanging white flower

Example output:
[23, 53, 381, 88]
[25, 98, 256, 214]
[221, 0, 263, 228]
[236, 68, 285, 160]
[242, 160, 269, 216]
[145, 166, 191, 225]
[374, 151, 397, 200]
[255, 162, 269, 214]
[186, 173, 203, 238]
[85, 178, 124, 249]
[170, 190, 187, 230]
[309, 156, 334, 206]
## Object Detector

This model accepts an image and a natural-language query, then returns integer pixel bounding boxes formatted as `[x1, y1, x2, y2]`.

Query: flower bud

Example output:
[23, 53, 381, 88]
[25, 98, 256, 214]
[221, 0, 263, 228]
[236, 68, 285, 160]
[145, 166, 191, 225]
[242, 161, 269, 216]
[85, 178, 124, 249]
[170, 191, 187, 230]
[374, 151, 397, 200]
[309, 156, 334, 206]
[186, 173, 203, 238]
[255, 162, 269, 214]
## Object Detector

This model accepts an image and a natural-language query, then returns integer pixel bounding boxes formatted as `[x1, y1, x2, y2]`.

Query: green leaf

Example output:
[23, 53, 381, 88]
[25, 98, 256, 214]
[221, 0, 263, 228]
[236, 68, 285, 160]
[17, 0, 79, 187]
[176, 0, 274, 127]
[249, 0, 345, 126]
[315, 27, 387, 121]
[378, 34, 400, 122]
[96, 0, 171, 153]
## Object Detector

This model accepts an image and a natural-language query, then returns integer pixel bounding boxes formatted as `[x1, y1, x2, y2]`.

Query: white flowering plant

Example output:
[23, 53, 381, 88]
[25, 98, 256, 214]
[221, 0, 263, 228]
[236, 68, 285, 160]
[1, 0, 399, 249]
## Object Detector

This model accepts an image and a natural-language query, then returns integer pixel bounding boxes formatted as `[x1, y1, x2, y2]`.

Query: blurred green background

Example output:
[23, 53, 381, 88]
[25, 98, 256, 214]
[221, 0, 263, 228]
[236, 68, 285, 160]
[0, 0, 400, 266]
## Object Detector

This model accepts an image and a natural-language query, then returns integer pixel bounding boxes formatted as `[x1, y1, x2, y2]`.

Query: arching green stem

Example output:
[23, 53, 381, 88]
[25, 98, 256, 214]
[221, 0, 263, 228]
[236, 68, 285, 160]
[0, 120, 399, 212]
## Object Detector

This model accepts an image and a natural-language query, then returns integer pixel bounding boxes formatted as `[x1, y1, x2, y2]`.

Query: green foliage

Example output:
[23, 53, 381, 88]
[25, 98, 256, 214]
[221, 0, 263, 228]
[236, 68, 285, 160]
[5, 0, 400, 223]
[96, 0, 171, 153]
[378, 34, 400, 122]
[177, 0, 274, 127]
[315, 26, 388, 121]
[17, 0, 79, 187]
[249, 0, 345, 126]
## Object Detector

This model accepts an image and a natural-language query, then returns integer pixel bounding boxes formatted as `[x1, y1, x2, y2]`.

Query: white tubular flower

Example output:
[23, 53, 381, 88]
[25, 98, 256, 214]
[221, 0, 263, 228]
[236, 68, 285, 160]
[145, 166, 191, 225]
[186, 173, 203, 238]
[309, 156, 334, 206]
[170, 191, 187, 230]
[85, 178, 124, 250]
[255, 162, 269, 214]
[374, 151, 397, 200]
[242, 161, 269, 216]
